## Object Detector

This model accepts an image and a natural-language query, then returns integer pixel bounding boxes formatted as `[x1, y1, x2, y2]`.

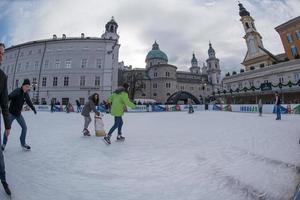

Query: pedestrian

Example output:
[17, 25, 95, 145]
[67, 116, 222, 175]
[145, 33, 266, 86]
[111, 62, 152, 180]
[2, 79, 37, 151]
[81, 93, 100, 136]
[258, 98, 263, 117]
[275, 91, 281, 120]
[76, 100, 81, 113]
[50, 98, 55, 113]
[103, 83, 136, 144]
[188, 99, 194, 114]
[0, 42, 12, 196]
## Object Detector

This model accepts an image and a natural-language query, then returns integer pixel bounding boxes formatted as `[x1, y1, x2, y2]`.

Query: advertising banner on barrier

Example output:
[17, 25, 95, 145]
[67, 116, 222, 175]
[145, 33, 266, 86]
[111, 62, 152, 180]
[127, 105, 148, 112]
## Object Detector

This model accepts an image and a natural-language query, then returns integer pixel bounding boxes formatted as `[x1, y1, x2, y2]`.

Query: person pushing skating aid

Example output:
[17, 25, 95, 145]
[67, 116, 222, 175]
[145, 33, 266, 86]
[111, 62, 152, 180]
[103, 83, 136, 144]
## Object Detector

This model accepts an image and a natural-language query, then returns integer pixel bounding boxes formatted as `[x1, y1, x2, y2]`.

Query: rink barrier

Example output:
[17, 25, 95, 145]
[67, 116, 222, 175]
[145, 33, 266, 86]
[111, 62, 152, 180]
[25, 104, 300, 114]
[208, 104, 300, 114]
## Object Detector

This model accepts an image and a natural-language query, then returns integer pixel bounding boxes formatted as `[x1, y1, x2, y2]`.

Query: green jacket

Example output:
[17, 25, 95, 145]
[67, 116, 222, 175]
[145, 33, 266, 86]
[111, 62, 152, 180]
[108, 87, 136, 116]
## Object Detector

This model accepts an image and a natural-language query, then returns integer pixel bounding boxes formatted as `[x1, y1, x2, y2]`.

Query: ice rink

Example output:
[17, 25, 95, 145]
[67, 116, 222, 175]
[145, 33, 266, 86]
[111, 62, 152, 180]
[1, 111, 300, 200]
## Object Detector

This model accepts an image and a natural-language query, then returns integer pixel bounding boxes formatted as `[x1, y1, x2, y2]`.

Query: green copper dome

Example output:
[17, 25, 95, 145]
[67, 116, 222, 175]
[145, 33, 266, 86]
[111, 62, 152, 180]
[146, 41, 168, 62]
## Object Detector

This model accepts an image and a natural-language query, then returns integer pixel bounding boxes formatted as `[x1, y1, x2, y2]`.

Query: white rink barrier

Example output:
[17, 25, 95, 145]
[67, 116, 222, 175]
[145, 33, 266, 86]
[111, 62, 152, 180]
[208, 104, 300, 114]
[27, 104, 300, 114]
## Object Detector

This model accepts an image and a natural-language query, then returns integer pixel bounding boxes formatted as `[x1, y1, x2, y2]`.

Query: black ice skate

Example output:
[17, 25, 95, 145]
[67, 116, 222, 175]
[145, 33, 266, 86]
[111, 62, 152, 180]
[103, 135, 111, 145]
[21, 144, 31, 151]
[1, 144, 5, 151]
[116, 135, 125, 142]
[82, 129, 91, 136]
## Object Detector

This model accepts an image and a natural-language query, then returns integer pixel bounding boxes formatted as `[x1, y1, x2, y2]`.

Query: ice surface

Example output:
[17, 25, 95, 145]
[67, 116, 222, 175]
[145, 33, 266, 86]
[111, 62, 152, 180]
[1, 111, 300, 200]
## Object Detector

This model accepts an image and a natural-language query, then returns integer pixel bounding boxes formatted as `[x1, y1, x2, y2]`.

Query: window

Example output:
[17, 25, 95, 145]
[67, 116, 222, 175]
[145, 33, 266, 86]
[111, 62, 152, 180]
[153, 83, 158, 88]
[64, 76, 69, 86]
[166, 93, 170, 96]
[65, 59, 72, 68]
[260, 63, 265, 68]
[26, 62, 30, 70]
[80, 76, 85, 86]
[81, 59, 87, 68]
[53, 77, 58, 86]
[215, 64, 218, 69]
[95, 76, 100, 86]
[32, 77, 37, 84]
[296, 30, 300, 40]
[96, 59, 101, 68]
[42, 77, 47, 87]
[44, 60, 49, 68]
[153, 93, 157, 96]
[238, 82, 243, 89]
[291, 46, 298, 57]
[62, 98, 69, 106]
[55, 60, 60, 68]
[287, 34, 294, 43]
[249, 80, 254, 87]
[166, 83, 171, 88]
[79, 98, 85, 105]
[166, 72, 170, 77]
[294, 73, 300, 82]
[279, 76, 284, 83]
[154, 72, 158, 77]
[35, 61, 39, 70]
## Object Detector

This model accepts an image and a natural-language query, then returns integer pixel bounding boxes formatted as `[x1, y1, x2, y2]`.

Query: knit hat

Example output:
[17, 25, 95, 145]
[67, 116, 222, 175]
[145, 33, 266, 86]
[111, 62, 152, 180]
[22, 79, 31, 86]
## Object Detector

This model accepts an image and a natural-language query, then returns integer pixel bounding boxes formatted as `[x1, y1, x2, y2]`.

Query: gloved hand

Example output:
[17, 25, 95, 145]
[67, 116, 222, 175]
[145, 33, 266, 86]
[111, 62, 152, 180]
[33, 109, 37, 115]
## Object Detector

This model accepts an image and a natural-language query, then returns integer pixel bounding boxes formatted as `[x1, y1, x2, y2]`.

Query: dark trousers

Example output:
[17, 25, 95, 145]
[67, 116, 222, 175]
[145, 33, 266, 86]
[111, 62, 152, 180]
[3, 113, 27, 146]
[276, 105, 281, 120]
[108, 116, 123, 136]
[0, 117, 6, 182]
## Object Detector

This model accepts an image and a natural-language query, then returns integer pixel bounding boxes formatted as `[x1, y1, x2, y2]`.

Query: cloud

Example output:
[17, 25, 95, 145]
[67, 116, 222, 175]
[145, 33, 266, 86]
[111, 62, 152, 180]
[1, 0, 300, 75]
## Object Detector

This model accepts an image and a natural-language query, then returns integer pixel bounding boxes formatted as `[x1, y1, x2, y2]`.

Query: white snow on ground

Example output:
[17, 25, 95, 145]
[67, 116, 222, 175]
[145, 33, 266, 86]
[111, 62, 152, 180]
[1, 111, 300, 200]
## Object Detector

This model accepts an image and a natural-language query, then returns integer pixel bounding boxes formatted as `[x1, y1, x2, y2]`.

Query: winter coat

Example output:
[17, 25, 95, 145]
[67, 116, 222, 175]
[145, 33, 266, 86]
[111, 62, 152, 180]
[8, 87, 36, 117]
[81, 94, 100, 117]
[0, 69, 10, 129]
[108, 87, 136, 117]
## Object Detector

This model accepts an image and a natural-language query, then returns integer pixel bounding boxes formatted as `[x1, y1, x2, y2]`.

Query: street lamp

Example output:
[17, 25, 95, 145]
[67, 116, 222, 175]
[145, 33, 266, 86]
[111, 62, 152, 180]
[32, 81, 38, 104]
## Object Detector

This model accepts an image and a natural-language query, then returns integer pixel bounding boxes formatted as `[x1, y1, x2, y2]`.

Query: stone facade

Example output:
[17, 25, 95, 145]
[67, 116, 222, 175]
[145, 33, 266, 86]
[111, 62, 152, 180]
[120, 41, 221, 104]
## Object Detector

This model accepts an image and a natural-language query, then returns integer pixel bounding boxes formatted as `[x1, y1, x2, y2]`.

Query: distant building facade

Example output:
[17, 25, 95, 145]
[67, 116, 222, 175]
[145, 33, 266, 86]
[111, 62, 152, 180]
[221, 3, 300, 104]
[119, 41, 221, 104]
[275, 16, 300, 60]
[0, 18, 120, 105]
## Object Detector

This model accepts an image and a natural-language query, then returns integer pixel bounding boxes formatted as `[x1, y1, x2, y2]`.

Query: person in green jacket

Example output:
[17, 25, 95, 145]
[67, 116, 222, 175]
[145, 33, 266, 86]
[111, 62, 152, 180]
[104, 83, 136, 144]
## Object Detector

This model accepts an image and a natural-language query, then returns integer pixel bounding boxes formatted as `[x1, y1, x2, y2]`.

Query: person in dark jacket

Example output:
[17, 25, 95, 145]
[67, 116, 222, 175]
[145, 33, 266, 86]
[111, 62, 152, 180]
[2, 79, 37, 151]
[81, 93, 100, 136]
[275, 91, 281, 120]
[50, 98, 55, 113]
[76, 100, 81, 113]
[0, 42, 12, 196]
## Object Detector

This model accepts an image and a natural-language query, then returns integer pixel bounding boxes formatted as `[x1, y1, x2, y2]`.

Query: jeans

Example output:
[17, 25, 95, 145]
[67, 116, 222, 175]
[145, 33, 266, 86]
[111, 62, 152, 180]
[276, 105, 281, 120]
[108, 117, 123, 136]
[84, 116, 92, 129]
[0, 116, 6, 182]
[77, 106, 81, 113]
[3, 113, 27, 146]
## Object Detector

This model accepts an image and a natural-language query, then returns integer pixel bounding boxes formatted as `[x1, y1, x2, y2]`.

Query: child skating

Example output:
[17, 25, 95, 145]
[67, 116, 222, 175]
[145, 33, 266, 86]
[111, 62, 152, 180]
[81, 93, 100, 136]
[103, 83, 136, 144]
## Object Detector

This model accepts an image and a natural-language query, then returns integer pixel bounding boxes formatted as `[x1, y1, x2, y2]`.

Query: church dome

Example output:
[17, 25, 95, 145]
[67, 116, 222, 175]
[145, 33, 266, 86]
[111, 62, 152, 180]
[146, 41, 168, 62]
[238, 3, 250, 17]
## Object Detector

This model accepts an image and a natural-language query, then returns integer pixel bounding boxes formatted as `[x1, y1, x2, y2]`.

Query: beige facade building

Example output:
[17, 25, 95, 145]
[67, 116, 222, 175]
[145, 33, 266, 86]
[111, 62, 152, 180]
[119, 41, 221, 104]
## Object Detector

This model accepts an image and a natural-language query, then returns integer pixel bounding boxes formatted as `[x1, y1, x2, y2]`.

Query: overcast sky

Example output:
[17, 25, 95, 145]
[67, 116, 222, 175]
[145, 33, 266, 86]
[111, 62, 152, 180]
[0, 0, 300, 74]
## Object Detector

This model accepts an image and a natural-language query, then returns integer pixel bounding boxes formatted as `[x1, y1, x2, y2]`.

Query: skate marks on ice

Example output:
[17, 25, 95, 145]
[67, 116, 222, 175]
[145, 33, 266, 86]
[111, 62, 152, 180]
[194, 146, 300, 200]
[230, 146, 300, 173]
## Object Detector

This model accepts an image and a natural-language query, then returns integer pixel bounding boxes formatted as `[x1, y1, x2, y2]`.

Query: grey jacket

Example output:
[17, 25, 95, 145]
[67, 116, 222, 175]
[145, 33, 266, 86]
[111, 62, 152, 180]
[81, 95, 100, 117]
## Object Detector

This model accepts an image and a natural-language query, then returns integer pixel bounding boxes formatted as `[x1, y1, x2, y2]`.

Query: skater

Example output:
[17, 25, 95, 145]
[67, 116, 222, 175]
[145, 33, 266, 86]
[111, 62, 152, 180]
[103, 83, 136, 144]
[188, 99, 194, 114]
[81, 93, 100, 136]
[2, 79, 37, 151]
[275, 91, 281, 120]
[258, 98, 263, 117]
[0, 43, 12, 195]
[50, 98, 55, 113]
[76, 100, 81, 113]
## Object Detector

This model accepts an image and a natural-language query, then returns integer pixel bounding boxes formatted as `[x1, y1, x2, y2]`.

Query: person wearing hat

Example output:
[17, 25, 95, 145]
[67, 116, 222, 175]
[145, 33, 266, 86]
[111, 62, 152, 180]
[103, 83, 136, 144]
[0, 42, 12, 195]
[2, 79, 37, 151]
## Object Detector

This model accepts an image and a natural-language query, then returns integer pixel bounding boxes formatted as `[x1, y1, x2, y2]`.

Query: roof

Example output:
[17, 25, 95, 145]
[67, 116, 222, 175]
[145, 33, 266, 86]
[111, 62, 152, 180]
[145, 41, 168, 62]
[275, 16, 300, 31]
